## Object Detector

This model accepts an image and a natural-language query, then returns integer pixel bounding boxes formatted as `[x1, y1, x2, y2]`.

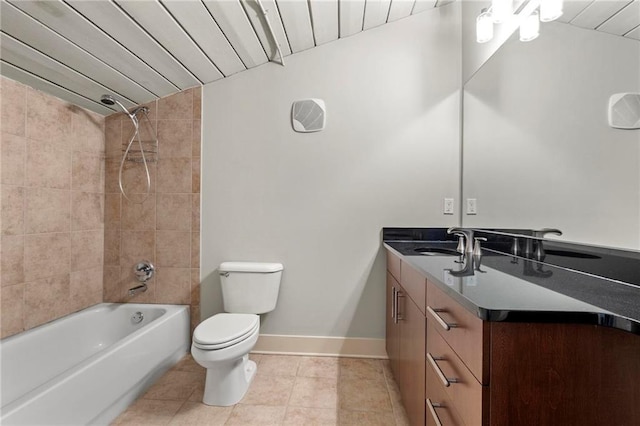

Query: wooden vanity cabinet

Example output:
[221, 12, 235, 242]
[386, 249, 640, 426]
[386, 251, 426, 426]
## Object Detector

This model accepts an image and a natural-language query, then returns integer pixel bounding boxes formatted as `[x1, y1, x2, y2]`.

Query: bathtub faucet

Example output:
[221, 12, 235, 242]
[128, 283, 148, 297]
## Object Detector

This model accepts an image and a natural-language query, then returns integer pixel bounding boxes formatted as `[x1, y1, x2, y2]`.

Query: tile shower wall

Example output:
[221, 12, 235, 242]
[1, 76, 105, 338]
[103, 88, 201, 330]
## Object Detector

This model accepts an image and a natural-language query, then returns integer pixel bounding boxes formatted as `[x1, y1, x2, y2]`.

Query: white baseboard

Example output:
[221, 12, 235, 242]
[252, 334, 388, 359]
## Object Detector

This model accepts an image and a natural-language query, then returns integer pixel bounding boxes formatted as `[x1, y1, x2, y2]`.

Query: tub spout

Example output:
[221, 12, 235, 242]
[128, 283, 147, 297]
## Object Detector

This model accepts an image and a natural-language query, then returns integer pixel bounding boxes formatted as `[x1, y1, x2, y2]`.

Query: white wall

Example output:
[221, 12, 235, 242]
[201, 5, 462, 338]
[462, 22, 640, 249]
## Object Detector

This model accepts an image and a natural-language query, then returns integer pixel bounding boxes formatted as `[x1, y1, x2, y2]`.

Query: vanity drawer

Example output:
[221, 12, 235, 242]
[400, 260, 426, 314]
[426, 281, 488, 384]
[426, 357, 464, 426]
[386, 249, 401, 282]
[427, 319, 486, 426]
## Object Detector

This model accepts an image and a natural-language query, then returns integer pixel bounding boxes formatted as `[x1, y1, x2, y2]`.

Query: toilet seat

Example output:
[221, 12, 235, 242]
[193, 313, 259, 350]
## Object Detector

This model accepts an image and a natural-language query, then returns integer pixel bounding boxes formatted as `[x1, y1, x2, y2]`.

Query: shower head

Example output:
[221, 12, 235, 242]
[100, 94, 116, 106]
[100, 94, 132, 117]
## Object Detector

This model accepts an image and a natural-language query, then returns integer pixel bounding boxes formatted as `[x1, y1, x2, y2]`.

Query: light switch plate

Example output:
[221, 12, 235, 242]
[444, 198, 454, 215]
[466, 198, 477, 215]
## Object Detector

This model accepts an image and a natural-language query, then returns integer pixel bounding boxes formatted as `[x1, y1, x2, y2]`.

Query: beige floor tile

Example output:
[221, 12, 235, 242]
[241, 374, 295, 406]
[289, 377, 338, 409]
[188, 380, 205, 402]
[297, 356, 340, 379]
[338, 378, 392, 412]
[225, 404, 286, 426]
[258, 355, 301, 377]
[112, 399, 184, 425]
[142, 370, 203, 401]
[249, 353, 264, 364]
[284, 407, 338, 425]
[338, 409, 396, 425]
[338, 358, 385, 382]
[393, 405, 411, 426]
[168, 401, 232, 425]
[173, 354, 204, 373]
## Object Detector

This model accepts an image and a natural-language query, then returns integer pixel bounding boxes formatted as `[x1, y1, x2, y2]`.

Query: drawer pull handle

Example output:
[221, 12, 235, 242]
[427, 306, 457, 331]
[426, 398, 443, 426]
[391, 286, 396, 321]
[396, 292, 405, 322]
[427, 352, 459, 387]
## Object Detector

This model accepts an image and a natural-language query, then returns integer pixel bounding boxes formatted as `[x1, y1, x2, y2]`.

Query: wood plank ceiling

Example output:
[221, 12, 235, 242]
[1, 0, 638, 116]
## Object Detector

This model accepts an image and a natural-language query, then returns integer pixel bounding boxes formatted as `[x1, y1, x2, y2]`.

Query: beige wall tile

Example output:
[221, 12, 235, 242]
[1, 77, 26, 136]
[1, 235, 24, 286]
[104, 193, 121, 229]
[122, 116, 157, 146]
[104, 229, 121, 266]
[121, 194, 156, 230]
[25, 139, 71, 189]
[157, 158, 191, 193]
[192, 194, 200, 232]
[72, 108, 105, 153]
[156, 267, 191, 304]
[72, 151, 104, 192]
[24, 233, 70, 281]
[190, 268, 200, 306]
[157, 193, 191, 231]
[1, 284, 24, 338]
[192, 120, 201, 157]
[71, 230, 104, 271]
[25, 187, 70, 234]
[70, 267, 103, 312]
[72, 192, 104, 230]
[120, 230, 155, 267]
[158, 90, 193, 120]
[24, 274, 70, 329]
[192, 158, 200, 193]
[191, 232, 199, 268]
[104, 158, 121, 193]
[120, 160, 156, 194]
[26, 88, 72, 148]
[1, 132, 26, 185]
[192, 87, 202, 119]
[104, 115, 122, 158]
[158, 120, 192, 159]
[1, 185, 24, 235]
[156, 231, 190, 267]
[103, 266, 123, 302]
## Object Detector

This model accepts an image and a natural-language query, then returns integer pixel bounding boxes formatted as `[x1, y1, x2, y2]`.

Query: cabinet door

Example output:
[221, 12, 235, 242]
[386, 272, 400, 376]
[398, 292, 426, 426]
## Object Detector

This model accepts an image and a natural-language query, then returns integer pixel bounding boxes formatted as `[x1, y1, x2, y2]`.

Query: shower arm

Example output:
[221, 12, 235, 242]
[255, 0, 285, 67]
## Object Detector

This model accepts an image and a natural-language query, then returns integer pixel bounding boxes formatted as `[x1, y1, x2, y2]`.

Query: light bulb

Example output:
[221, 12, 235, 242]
[491, 0, 513, 23]
[540, 0, 563, 22]
[520, 10, 540, 42]
[476, 10, 494, 43]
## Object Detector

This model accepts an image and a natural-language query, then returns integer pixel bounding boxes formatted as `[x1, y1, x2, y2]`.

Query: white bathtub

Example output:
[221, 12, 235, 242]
[0, 303, 190, 425]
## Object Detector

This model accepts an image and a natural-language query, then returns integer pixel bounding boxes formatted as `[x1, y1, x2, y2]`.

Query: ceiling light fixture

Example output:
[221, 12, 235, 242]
[476, 0, 563, 44]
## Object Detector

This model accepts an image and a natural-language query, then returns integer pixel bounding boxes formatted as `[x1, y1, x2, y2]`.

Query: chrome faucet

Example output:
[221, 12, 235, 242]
[128, 261, 154, 297]
[447, 227, 474, 255]
[525, 228, 562, 260]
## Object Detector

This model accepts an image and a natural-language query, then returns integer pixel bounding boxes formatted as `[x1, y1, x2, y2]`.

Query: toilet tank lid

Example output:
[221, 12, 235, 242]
[219, 262, 284, 273]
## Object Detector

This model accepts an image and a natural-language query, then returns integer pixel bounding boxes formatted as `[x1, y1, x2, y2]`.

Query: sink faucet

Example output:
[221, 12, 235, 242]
[447, 227, 474, 255]
[525, 228, 562, 260]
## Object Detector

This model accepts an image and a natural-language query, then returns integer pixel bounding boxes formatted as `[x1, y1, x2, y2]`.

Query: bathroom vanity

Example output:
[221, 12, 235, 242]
[384, 228, 640, 426]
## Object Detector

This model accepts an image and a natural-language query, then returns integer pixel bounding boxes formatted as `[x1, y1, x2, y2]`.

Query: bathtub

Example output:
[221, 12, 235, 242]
[1, 303, 190, 425]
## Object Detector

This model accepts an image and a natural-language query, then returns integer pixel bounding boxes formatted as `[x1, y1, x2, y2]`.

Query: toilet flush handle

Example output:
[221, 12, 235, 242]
[220, 271, 229, 277]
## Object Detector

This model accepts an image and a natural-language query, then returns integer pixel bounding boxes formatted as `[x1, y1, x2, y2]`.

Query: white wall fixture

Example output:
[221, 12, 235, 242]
[291, 99, 326, 133]
[476, 0, 563, 43]
[608, 93, 640, 130]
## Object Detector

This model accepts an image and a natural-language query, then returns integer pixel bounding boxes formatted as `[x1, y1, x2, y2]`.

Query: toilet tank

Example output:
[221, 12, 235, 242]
[219, 262, 283, 314]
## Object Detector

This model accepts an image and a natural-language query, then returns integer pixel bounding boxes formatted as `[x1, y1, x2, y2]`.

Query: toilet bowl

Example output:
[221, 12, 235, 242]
[191, 313, 260, 406]
[191, 261, 283, 406]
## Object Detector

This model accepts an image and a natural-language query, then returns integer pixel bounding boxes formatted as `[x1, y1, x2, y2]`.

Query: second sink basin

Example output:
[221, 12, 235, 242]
[414, 247, 460, 256]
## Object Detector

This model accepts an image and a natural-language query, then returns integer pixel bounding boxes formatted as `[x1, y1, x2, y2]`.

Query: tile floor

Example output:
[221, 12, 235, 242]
[112, 354, 410, 425]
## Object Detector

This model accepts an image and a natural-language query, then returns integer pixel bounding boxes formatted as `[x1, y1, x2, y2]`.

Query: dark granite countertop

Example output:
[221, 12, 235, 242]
[384, 236, 640, 335]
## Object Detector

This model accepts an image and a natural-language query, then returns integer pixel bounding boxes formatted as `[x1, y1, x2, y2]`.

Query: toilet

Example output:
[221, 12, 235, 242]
[191, 261, 283, 406]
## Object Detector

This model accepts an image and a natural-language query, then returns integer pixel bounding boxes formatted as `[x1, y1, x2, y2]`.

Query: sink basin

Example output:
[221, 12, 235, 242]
[414, 247, 460, 256]
[544, 249, 601, 259]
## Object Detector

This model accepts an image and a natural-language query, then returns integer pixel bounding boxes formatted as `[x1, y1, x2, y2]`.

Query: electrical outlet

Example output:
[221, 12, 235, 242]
[443, 198, 454, 215]
[466, 198, 477, 215]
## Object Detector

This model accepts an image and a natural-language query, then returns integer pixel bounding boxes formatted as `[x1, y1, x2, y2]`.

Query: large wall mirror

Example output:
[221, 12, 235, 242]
[461, 8, 640, 250]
